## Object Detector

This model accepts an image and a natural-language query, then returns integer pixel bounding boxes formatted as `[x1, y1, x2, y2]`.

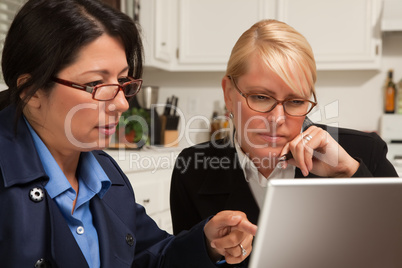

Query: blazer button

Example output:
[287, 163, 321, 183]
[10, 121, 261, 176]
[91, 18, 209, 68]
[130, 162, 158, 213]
[29, 187, 45, 202]
[126, 233, 134, 246]
[35, 258, 50, 268]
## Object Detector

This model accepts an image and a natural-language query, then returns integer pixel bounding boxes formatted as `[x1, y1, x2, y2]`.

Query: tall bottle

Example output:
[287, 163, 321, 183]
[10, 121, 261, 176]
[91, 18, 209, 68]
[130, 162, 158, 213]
[384, 69, 396, 114]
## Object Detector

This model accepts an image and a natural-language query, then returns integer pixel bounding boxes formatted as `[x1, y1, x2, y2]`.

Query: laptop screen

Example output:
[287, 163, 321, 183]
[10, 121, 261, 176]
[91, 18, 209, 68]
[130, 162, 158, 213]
[249, 178, 402, 268]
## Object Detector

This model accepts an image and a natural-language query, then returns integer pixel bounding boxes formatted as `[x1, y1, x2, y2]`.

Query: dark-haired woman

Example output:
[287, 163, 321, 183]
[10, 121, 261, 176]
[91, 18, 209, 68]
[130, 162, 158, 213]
[0, 0, 256, 267]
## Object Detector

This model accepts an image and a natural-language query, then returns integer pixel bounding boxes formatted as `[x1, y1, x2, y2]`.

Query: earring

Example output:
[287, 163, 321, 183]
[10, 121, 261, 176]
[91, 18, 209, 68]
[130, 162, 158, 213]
[229, 112, 234, 119]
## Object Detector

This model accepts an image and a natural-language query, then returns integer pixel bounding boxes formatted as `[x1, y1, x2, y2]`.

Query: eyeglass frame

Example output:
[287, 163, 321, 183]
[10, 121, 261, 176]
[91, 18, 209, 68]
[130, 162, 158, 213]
[51, 76, 143, 101]
[228, 75, 317, 117]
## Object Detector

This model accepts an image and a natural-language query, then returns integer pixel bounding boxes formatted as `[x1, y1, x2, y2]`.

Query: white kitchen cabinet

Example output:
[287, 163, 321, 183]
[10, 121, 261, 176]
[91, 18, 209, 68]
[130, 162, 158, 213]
[138, 0, 177, 70]
[276, 0, 382, 70]
[177, 0, 275, 68]
[105, 148, 180, 234]
[135, 0, 383, 71]
[138, 0, 276, 71]
[126, 169, 173, 233]
[382, 0, 402, 31]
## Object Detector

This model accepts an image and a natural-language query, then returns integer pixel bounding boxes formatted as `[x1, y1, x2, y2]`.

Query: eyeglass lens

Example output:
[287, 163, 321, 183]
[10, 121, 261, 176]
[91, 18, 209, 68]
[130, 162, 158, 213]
[247, 95, 312, 116]
[94, 81, 141, 100]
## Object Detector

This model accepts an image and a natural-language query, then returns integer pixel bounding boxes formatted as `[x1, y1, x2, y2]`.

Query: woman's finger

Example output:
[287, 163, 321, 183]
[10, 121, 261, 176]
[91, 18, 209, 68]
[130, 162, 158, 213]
[209, 218, 257, 249]
[205, 211, 257, 248]
[222, 233, 254, 264]
[212, 230, 244, 252]
[301, 127, 322, 172]
[289, 132, 309, 176]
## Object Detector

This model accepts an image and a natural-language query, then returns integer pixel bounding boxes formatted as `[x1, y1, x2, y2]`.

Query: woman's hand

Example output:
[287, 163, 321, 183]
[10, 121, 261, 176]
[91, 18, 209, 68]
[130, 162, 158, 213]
[280, 126, 360, 177]
[203, 210, 257, 264]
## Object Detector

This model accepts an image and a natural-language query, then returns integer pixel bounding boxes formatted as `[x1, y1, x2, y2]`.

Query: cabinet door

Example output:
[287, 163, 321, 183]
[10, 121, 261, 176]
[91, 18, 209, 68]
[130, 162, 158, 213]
[138, 0, 177, 69]
[129, 173, 161, 215]
[177, 0, 275, 69]
[154, 0, 176, 63]
[277, 0, 382, 70]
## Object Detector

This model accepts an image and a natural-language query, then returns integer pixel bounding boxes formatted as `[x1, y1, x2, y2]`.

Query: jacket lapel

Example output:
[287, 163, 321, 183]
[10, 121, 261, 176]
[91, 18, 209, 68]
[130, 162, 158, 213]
[46, 153, 136, 267]
[91, 196, 134, 267]
[223, 168, 260, 225]
[90, 152, 136, 267]
[46, 195, 88, 267]
[198, 150, 260, 225]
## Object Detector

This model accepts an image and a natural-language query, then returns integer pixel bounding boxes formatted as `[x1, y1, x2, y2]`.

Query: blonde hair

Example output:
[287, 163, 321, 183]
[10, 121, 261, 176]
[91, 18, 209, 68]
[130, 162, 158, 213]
[226, 19, 316, 98]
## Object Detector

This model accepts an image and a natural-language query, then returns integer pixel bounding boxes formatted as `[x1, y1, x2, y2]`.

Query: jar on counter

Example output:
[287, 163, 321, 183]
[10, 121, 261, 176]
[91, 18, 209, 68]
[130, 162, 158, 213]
[397, 79, 402, 114]
[210, 109, 230, 141]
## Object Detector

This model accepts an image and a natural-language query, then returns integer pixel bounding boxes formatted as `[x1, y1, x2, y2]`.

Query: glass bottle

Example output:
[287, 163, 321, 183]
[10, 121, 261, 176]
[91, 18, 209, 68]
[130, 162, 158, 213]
[385, 69, 396, 114]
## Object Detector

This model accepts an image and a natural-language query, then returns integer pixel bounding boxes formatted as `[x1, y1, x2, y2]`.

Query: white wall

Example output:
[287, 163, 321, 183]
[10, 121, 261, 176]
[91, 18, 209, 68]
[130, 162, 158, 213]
[143, 32, 402, 147]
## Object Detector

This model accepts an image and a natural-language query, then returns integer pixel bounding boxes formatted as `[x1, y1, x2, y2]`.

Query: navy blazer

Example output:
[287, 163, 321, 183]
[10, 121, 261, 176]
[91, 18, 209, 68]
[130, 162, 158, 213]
[170, 124, 399, 235]
[0, 105, 218, 268]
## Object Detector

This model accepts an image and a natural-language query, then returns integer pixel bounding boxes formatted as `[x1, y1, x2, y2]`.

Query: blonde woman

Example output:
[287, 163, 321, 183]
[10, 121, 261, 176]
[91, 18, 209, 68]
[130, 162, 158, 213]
[170, 19, 397, 247]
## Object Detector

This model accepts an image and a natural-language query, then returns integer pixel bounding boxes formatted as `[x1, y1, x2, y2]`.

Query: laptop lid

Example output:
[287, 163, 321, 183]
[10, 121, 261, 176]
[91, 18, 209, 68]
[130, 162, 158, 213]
[249, 178, 402, 268]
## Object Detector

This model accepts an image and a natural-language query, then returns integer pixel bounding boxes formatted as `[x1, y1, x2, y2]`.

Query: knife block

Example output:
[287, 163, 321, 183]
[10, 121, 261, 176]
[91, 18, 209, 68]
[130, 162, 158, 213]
[160, 115, 179, 147]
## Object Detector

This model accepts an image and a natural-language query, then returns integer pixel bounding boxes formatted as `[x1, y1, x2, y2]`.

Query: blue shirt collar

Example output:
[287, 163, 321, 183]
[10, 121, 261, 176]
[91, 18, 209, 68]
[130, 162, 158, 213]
[24, 118, 111, 199]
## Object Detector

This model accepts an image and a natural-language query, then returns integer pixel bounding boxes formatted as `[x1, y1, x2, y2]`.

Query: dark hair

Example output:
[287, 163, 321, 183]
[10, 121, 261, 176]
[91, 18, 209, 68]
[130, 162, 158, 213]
[0, 0, 143, 119]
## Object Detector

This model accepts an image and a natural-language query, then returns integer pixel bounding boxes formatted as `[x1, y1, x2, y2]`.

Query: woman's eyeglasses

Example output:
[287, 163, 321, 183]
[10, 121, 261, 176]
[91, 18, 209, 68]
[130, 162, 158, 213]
[228, 76, 317, 117]
[52, 77, 143, 101]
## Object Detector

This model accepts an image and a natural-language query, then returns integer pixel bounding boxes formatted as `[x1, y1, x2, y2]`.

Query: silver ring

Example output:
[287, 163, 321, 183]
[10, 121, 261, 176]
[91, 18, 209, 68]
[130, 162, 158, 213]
[303, 134, 313, 142]
[239, 244, 247, 256]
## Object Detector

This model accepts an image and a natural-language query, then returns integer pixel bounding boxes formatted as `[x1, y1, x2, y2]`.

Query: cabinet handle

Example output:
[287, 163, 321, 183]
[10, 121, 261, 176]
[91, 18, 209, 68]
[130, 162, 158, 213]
[143, 198, 150, 204]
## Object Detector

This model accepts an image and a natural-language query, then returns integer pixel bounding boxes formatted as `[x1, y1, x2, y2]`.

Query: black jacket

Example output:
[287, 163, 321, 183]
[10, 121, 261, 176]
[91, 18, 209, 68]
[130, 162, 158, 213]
[170, 124, 398, 235]
[0, 105, 220, 268]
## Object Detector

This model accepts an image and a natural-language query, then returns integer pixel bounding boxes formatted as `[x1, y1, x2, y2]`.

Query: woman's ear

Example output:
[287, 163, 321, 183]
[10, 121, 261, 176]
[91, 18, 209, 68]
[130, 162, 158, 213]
[17, 74, 41, 109]
[222, 76, 234, 112]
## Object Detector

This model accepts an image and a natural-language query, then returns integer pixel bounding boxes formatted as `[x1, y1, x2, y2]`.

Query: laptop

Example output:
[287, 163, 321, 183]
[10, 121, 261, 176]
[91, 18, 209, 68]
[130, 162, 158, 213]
[249, 178, 402, 268]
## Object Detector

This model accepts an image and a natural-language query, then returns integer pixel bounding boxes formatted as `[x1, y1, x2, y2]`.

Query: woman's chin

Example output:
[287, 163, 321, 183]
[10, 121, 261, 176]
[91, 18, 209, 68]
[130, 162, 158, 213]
[96, 137, 112, 150]
[242, 145, 280, 160]
[70, 137, 112, 151]
[257, 149, 281, 159]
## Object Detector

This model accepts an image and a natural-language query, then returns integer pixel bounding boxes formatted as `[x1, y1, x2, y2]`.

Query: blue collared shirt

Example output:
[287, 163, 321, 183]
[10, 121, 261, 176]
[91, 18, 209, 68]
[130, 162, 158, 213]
[25, 119, 111, 268]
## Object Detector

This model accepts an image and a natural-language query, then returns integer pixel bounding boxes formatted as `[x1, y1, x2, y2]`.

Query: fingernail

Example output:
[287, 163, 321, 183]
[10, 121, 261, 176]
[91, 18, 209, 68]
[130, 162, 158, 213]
[277, 162, 285, 169]
[108, 104, 116, 111]
[231, 215, 241, 221]
[278, 155, 286, 161]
